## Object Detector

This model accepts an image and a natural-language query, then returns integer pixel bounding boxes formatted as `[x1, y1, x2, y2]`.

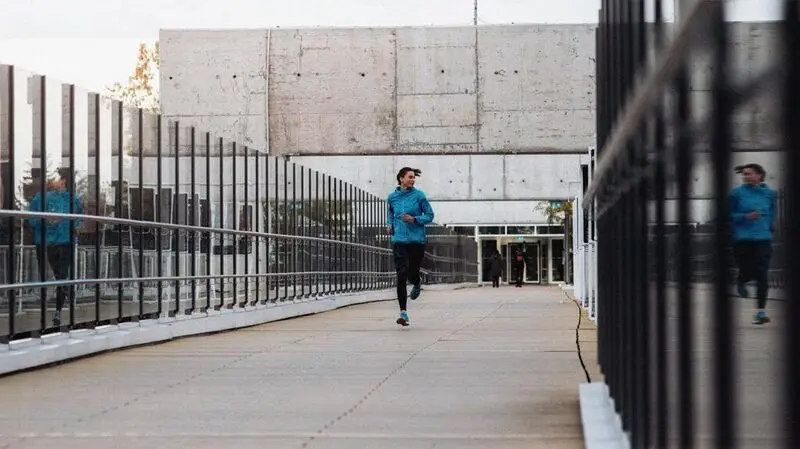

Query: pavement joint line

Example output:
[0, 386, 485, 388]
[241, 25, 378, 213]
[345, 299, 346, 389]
[0, 431, 560, 440]
[300, 299, 509, 449]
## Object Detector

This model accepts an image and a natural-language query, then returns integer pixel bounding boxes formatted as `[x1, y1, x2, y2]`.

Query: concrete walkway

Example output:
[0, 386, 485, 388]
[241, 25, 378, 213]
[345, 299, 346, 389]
[0, 286, 596, 449]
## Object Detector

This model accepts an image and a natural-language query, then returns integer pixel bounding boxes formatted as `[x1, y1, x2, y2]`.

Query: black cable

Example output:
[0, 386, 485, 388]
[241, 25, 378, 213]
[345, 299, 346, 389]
[567, 292, 593, 383]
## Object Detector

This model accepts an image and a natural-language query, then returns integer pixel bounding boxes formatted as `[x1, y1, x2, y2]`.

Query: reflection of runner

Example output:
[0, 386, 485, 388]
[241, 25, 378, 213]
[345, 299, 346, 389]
[386, 167, 434, 327]
[29, 174, 84, 327]
[729, 163, 776, 325]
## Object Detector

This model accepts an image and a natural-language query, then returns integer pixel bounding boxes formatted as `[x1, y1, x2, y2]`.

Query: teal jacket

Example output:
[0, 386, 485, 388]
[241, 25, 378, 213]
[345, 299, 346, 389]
[386, 187, 434, 244]
[29, 190, 83, 246]
[729, 183, 777, 242]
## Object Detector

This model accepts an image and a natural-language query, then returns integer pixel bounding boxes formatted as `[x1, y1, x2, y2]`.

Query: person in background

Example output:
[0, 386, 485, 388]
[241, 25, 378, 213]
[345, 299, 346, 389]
[386, 167, 434, 327]
[29, 173, 83, 327]
[513, 251, 525, 288]
[729, 163, 776, 325]
[488, 249, 504, 288]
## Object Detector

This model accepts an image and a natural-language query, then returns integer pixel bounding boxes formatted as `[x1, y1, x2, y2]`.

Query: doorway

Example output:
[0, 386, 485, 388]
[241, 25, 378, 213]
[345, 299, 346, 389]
[506, 242, 541, 284]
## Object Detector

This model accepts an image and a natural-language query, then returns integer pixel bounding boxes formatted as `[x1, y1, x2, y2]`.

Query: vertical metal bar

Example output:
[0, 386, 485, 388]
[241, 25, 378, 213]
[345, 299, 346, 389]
[274, 156, 279, 301]
[335, 179, 341, 293]
[652, 0, 668, 445]
[675, 62, 695, 449]
[173, 121, 181, 316]
[93, 93, 101, 324]
[116, 101, 124, 322]
[156, 115, 163, 317]
[68, 84, 76, 328]
[244, 145, 250, 306]
[231, 142, 238, 306]
[205, 132, 212, 311]
[292, 162, 297, 299]
[382, 191, 387, 289]
[349, 183, 354, 292]
[315, 170, 320, 297]
[138, 108, 145, 319]
[4, 66, 15, 340]
[327, 174, 332, 295]
[38, 75, 48, 333]
[262, 153, 276, 304]
[254, 148, 260, 305]
[358, 188, 362, 291]
[784, 2, 800, 447]
[301, 167, 306, 297]
[283, 158, 289, 301]
[372, 194, 377, 290]
[189, 127, 197, 314]
[218, 137, 225, 310]
[709, 3, 735, 447]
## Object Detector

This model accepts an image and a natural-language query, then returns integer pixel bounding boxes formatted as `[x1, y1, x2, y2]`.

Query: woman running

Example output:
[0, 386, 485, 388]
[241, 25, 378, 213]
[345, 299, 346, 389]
[386, 167, 434, 326]
[730, 163, 777, 325]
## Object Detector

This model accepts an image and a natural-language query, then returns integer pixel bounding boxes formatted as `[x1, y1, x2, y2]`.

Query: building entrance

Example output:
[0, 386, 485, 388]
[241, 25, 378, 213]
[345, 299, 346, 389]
[506, 242, 541, 284]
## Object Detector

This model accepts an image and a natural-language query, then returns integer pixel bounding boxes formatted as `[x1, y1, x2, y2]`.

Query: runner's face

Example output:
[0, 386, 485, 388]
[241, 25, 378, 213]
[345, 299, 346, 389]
[401, 171, 415, 189]
[741, 168, 762, 185]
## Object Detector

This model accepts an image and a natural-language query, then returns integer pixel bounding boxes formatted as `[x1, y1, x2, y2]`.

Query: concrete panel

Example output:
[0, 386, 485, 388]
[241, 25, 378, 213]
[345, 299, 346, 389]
[398, 126, 476, 147]
[477, 25, 596, 152]
[433, 200, 551, 225]
[397, 94, 476, 128]
[285, 153, 581, 205]
[267, 28, 396, 155]
[160, 30, 268, 118]
[161, 114, 267, 153]
[469, 155, 505, 200]
[396, 27, 476, 95]
[480, 109, 595, 152]
[504, 154, 582, 199]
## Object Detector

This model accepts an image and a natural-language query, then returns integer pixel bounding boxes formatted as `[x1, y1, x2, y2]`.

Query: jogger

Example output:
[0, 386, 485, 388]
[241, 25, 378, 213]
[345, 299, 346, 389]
[386, 167, 434, 327]
[729, 163, 776, 325]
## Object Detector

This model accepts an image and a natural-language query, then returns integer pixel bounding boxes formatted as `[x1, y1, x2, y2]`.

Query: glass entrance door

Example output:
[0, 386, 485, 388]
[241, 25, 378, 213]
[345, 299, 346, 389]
[524, 244, 540, 283]
[506, 243, 541, 284]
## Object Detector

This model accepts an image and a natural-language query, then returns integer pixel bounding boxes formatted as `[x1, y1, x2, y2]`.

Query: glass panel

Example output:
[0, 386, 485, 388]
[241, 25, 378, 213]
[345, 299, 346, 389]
[551, 238, 565, 282]
[506, 226, 536, 235]
[524, 244, 539, 283]
[478, 226, 501, 235]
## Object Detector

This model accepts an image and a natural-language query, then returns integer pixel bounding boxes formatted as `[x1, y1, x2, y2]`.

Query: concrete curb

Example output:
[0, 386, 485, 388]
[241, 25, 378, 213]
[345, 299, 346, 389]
[1, 283, 474, 376]
[579, 382, 630, 449]
[558, 284, 630, 449]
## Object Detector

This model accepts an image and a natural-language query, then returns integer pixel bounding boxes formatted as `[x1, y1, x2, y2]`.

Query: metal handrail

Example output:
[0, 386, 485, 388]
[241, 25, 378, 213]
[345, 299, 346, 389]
[0, 210, 476, 266]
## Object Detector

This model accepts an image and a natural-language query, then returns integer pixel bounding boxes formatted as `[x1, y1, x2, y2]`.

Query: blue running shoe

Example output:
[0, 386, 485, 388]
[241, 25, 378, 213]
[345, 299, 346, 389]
[410, 284, 421, 300]
[396, 311, 410, 326]
[737, 282, 749, 298]
[752, 310, 771, 325]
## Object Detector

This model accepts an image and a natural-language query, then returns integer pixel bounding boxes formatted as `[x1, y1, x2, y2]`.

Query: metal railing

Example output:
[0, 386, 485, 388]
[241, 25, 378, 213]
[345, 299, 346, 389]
[575, 0, 800, 448]
[0, 65, 478, 342]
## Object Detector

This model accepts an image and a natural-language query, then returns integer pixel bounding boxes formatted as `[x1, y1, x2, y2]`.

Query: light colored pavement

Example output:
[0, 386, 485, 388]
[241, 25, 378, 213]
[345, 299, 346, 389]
[0, 285, 596, 449]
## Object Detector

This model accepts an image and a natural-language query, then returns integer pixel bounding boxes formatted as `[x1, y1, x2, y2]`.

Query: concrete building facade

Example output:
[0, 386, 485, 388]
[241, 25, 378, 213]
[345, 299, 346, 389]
[158, 24, 597, 226]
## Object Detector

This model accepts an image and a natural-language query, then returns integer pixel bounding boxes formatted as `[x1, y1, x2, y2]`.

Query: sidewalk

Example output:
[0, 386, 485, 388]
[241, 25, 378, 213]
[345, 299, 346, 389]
[0, 285, 596, 449]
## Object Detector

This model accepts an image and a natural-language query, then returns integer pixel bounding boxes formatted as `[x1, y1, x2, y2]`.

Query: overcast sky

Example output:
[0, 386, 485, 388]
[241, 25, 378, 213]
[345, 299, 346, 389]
[0, 0, 781, 93]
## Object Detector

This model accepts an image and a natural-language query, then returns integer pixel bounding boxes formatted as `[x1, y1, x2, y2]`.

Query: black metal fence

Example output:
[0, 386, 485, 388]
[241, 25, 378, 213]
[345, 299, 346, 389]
[0, 65, 478, 343]
[584, 0, 799, 448]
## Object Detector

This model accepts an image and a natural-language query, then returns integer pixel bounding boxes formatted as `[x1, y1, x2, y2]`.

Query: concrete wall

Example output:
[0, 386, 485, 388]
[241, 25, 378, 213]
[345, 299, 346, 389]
[159, 25, 596, 224]
[160, 24, 597, 156]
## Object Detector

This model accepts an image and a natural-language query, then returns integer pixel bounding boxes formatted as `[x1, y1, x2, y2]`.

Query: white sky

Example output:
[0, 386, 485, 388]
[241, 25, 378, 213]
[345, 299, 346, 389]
[0, 0, 781, 94]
